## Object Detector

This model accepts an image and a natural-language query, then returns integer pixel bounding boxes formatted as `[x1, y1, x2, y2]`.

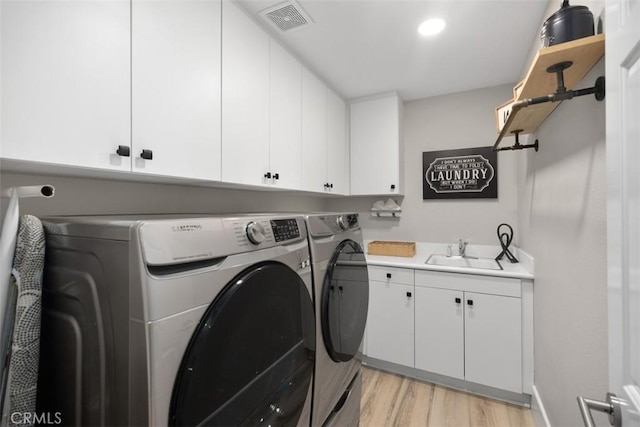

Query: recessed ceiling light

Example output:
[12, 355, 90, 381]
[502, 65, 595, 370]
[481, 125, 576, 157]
[418, 18, 446, 37]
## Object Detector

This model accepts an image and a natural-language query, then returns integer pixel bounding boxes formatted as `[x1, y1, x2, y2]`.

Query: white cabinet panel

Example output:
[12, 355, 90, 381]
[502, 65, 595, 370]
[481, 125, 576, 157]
[327, 90, 349, 195]
[301, 69, 328, 193]
[367, 280, 414, 367]
[367, 266, 414, 285]
[221, 1, 269, 186]
[415, 286, 464, 380]
[132, 0, 221, 180]
[464, 292, 522, 393]
[415, 270, 521, 298]
[350, 94, 401, 195]
[1, 0, 130, 170]
[269, 40, 302, 190]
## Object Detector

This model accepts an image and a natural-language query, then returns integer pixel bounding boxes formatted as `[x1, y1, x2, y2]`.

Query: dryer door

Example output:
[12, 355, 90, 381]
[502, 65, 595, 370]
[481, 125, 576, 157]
[169, 261, 315, 427]
[321, 240, 369, 362]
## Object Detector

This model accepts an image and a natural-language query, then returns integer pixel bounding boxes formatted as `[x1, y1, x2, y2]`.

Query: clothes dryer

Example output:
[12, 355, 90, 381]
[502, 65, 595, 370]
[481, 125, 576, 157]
[302, 213, 369, 427]
[36, 214, 315, 426]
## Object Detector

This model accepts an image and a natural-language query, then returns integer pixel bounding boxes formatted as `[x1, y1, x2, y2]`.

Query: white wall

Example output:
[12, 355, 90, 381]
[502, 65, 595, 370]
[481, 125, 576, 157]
[518, 62, 608, 427]
[327, 84, 519, 246]
[515, 1, 608, 425]
[0, 172, 326, 220]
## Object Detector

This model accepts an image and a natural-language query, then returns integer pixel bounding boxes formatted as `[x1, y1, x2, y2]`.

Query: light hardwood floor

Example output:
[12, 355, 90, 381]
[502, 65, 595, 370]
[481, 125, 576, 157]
[360, 367, 535, 427]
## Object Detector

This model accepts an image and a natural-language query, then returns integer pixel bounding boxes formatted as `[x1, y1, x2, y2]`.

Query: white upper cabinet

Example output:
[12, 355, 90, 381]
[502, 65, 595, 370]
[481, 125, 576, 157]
[350, 93, 403, 195]
[301, 69, 328, 193]
[1, 0, 130, 171]
[221, 1, 270, 186]
[301, 71, 349, 194]
[326, 90, 349, 195]
[132, 0, 221, 180]
[269, 40, 302, 190]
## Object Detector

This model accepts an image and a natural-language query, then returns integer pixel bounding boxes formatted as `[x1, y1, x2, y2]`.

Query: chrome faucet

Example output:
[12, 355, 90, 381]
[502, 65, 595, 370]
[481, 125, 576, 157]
[458, 239, 468, 257]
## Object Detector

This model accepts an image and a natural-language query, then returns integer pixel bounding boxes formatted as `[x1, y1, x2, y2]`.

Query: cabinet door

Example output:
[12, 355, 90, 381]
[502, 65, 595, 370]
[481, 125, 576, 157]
[221, 1, 269, 186]
[1, 0, 130, 170]
[415, 286, 464, 380]
[301, 69, 328, 193]
[350, 95, 400, 195]
[326, 90, 349, 195]
[464, 292, 522, 393]
[366, 280, 414, 367]
[132, 0, 221, 180]
[269, 40, 302, 190]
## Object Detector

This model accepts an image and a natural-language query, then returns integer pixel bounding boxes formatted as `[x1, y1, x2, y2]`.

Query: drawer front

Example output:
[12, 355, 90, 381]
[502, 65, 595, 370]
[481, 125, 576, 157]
[368, 265, 414, 285]
[414, 270, 520, 298]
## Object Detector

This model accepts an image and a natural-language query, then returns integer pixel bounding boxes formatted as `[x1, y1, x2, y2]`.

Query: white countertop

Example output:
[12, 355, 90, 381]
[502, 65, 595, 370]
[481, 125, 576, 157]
[364, 242, 534, 280]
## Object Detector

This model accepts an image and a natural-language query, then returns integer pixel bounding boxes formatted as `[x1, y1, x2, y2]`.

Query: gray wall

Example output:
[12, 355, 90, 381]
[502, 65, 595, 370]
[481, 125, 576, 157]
[517, 60, 608, 427]
[515, 1, 608, 425]
[0, 172, 326, 220]
[327, 84, 520, 246]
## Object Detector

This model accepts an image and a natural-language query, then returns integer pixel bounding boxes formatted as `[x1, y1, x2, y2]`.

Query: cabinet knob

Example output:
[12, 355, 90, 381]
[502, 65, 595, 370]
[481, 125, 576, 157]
[406, 291, 412, 298]
[330, 183, 334, 188]
[264, 172, 272, 179]
[140, 149, 153, 160]
[273, 173, 279, 180]
[386, 273, 392, 279]
[455, 297, 461, 304]
[338, 286, 343, 293]
[116, 145, 130, 157]
[467, 299, 474, 306]
[390, 184, 396, 190]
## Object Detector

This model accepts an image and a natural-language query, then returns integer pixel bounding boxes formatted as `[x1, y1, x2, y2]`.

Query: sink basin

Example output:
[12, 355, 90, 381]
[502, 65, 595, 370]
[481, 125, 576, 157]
[425, 254, 503, 270]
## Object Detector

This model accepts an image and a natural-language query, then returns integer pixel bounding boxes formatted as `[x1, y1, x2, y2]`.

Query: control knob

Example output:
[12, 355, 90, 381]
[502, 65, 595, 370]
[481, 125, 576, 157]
[246, 221, 266, 245]
[336, 215, 349, 231]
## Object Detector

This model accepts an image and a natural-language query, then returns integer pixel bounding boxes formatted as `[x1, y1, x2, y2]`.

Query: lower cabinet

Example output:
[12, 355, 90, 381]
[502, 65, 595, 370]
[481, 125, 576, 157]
[414, 286, 464, 380]
[366, 267, 414, 367]
[463, 292, 522, 393]
[367, 266, 526, 396]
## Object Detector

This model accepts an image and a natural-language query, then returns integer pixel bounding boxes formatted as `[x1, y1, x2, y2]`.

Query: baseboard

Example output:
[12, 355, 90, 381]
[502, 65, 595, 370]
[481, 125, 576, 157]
[531, 385, 551, 427]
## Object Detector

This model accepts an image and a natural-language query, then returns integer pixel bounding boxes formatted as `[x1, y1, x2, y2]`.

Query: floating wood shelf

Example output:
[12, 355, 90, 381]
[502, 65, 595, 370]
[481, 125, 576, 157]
[494, 33, 605, 150]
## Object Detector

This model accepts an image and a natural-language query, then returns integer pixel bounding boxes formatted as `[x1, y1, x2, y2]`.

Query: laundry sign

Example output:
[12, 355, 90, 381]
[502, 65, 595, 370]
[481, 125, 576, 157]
[423, 147, 498, 199]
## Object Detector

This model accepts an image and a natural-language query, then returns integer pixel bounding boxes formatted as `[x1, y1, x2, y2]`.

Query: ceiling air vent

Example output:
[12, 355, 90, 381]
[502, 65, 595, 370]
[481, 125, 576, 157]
[260, 1, 313, 33]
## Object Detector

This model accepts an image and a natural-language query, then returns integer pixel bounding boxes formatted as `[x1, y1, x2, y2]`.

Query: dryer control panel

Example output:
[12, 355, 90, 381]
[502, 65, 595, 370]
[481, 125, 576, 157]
[270, 219, 300, 242]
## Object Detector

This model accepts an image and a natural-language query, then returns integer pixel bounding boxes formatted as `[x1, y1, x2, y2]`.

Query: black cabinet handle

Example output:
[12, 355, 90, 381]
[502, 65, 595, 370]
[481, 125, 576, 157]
[264, 172, 271, 179]
[330, 183, 333, 188]
[273, 173, 279, 180]
[324, 183, 329, 188]
[338, 286, 343, 293]
[455, 297, 461, 304]
[386, 273, 392, 279]
[406, 291, 412, 298]
[140, 149, 153, 160]
[467, 299, 474, 306]
[116, 145, 130, 157]
[391, 184, 396, 190]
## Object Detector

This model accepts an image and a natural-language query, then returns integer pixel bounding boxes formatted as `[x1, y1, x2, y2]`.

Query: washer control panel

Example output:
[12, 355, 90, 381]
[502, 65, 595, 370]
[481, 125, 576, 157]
[270, 219, 300, 242]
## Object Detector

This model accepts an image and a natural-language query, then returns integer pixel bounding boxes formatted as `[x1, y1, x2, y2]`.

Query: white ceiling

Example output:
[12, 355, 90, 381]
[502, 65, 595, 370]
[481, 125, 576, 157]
[237, 0, 550, 101]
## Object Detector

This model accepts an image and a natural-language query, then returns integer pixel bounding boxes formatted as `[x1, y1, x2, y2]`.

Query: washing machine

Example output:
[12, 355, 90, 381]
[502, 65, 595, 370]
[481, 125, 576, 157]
[36, 214, 315, 426]
[302, 213, 369, 427]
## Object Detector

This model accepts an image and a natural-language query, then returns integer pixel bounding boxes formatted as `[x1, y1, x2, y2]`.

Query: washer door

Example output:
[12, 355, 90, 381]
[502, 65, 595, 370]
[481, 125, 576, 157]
[321, 240, 369, 362]
[169, 262, 315, 427]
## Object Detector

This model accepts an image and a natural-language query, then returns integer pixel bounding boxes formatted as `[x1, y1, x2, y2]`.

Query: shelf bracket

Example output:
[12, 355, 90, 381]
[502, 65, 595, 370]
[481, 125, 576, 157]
[495, 130, 539, 152]
[493, 61, 605, 152]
